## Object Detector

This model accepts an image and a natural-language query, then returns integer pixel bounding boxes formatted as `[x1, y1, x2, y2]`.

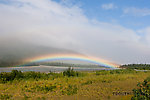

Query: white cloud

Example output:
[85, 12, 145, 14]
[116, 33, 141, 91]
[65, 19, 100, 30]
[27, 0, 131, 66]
[123, 7, 150, 16]
[101, 3, 117, 10]
[138, 27, 150, 45]
[0, 0, 150, 64]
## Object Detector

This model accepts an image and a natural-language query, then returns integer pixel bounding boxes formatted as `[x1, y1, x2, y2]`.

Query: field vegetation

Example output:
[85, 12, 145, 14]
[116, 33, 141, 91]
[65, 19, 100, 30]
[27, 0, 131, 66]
[0, 68, 150, 100]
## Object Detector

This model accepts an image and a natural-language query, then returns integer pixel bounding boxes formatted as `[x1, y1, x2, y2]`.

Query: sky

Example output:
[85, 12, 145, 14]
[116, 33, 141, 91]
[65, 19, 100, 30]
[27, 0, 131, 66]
[0, 0, 150, 64]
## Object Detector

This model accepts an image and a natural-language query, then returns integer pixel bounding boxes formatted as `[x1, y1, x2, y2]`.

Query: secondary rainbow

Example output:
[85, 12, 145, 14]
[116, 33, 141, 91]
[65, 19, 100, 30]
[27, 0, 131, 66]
[23, 54, 119, 68]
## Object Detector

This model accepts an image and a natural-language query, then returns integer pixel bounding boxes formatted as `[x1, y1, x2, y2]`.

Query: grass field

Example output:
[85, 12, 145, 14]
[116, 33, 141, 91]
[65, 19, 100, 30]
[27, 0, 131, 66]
[0, 69, 150, 100]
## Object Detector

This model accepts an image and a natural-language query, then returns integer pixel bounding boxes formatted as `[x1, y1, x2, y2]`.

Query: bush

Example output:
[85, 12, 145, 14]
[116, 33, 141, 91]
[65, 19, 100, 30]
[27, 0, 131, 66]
[63, 67, 80, 77]
[131, 77, 150, 100]
[23, 71, 43, 79]
[10, 70, 23, 80]
[0, 70, 23, 83]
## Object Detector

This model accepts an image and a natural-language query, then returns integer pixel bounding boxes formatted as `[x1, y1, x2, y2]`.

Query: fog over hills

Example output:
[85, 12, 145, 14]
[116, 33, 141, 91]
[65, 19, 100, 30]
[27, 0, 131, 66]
[0, 39, 82, 67]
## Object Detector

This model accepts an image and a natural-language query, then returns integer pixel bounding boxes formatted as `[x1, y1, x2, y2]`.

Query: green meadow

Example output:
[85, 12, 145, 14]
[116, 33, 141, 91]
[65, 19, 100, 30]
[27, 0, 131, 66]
[0, 69, 150, 100]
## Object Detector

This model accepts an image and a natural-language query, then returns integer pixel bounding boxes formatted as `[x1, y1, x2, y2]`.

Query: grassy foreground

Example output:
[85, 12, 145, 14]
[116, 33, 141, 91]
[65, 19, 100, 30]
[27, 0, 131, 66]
[0, 69, 150, 100]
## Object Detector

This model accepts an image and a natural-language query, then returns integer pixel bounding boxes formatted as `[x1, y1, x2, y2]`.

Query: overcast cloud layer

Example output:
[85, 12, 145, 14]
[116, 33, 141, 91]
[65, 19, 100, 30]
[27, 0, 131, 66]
[0, 0, 150, 64]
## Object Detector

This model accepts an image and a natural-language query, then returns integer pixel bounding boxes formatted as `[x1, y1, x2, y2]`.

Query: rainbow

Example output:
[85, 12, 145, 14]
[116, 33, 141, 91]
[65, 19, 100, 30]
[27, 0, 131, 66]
[22, 54, 119, 68]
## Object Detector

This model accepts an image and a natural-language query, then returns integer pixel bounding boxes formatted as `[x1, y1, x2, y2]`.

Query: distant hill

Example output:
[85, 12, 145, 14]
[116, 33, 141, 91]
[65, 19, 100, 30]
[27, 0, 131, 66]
[0, 40, 82, 67]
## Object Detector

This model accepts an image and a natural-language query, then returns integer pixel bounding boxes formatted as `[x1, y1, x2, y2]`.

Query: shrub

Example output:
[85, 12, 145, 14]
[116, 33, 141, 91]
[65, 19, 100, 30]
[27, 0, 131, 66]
[0, 70, 23, 83]
[63, 67, 81, 77]
[23, 71, 43, 79]
[10, 70, 23, 80]
[131, 77, 150, 100]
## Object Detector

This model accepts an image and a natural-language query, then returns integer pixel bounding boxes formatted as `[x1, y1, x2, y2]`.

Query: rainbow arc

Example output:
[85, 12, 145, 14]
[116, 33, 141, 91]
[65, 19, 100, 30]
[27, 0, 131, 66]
[23, 54, 119, 68]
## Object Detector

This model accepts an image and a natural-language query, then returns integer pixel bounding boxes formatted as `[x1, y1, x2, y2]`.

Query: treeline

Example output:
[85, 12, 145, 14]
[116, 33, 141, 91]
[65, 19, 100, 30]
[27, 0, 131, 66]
[120, 64, 150, 70]
[24, 62, 104, 68]
[43, 62, 103, 68]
